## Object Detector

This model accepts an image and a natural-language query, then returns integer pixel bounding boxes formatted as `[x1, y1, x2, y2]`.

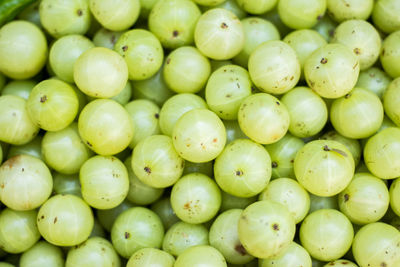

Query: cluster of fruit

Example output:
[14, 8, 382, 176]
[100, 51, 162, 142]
[0, 0, 400, 267]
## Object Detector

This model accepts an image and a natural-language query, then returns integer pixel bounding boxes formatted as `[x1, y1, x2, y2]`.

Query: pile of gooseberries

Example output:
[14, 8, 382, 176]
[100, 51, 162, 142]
[0, 0, 400, 266]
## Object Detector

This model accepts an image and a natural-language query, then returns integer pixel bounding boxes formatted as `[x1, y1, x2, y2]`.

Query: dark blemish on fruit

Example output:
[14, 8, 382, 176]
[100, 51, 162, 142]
[235, 244, 247, 256]
[320, 58, 328, 64]
[276, 101, 280, 105]
[345, 3, 350, 7]
[54, 217, 58, 224]
[166, 58, 171, 64]
[344, 194, 350, 202]
[354, 48, 361, 55]
[144, 167, 151, 174]
[154, 113, 159, 119]
[226, 94, 232, 98]
[342, 262, 349, 265]
[236, 170, 243, 176]
[41, 215, 45, 219]
[12, 112, 16, 117]
[323, 145, 330, 151]
[21, 168, 24, 172]
[272, 223, 279, 231]
[290, 159, 294, 163]
[221, 22, 228, 29]
[40, 95, 47, 103]
[124, 232, 130, 239]
[345, 93, 351, 99]
[332, 148, 348, 157]
[122, 45, 128, 52]
[353, 62, 358, 69]
[77, 9, 83, 16]
[172, 30, 179, 37]
[184, 202, 191, 209]
[272, 162, 278, 168]
[86, 141, 92, 147]
[381, 262, 387, 267]
[237, 83, 240, 88]
[290, 76, 294, 81]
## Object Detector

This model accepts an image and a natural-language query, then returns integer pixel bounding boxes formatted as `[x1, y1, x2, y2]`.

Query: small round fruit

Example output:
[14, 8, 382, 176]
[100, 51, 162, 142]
[172, 109, 226, 163]
[111, 207, 164, 259]
[162, 221, 209, 257]
[332, 20, 381, 70]
[194, 8, 244, 60]
[238, 93, 290, 145]
[0, 155, 52, 211]
[39, 0, 91, 38]
[281, 86, 328, 138]
[27, 79, 79, 131]
[352, 222, 400, 267]
[89, 0, 140, 31]
[74, 47, 128, 98]
[42, 123, 93, 174]
[330, 87, 384, 139]
[0, 209, 40, 253]
[205, 64, 252, 120]
[19, 241, 64, 267]
[127, 248, 175, 267]
[214, 139, 271, 198]
[209, 209, 254, 265]
[80, 155, 129, 209]
[381, 31, 400, 79]
[372, 0, 400, 34]
[327, 0, 373, 22]
[304, 43, 360, 99]
[300, 209, 354, 262]
[163, 46, 211, 94]
[236, 0, 277, 14]
[66, 237, 121, 267]
[0, 21, 47, 79]
[0, 95, 39, 145]
[294, 140, 355, 197]
[339, 172, 389, 225]
[170, 173, 221, 224]
[37, 194, 94, 247]
[114, 29, 164, 80]
[174, 245, 227, 267]
[148, 0, 201, 49]
[78, 99, 134, 155]
[238, 200, 296, 259]
[131, 135, 184, 188]
[259, 242, 312, 267]
[363, 127, 400, 179]
[356, 67, 392, 100]
[383, 78, 400, 126]
[278, 0, 327, 29]
[125, 99, 160, 148]
[248, 40, 300, 95]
